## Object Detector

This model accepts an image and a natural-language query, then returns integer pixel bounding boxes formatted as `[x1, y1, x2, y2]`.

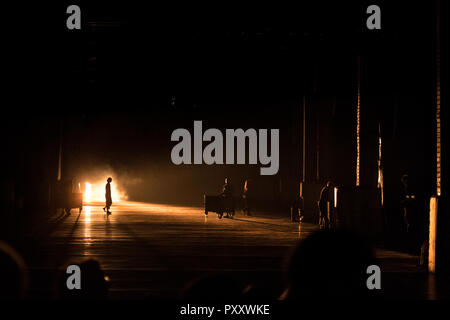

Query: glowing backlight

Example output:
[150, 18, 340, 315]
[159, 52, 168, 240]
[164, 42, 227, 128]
[85, 182, 92, 201]
[334, 187, 338, 208]
[84, 181, 125, 202]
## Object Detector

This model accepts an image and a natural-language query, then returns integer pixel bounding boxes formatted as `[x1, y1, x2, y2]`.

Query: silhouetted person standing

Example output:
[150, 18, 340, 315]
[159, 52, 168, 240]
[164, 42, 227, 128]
[291, 194, 304, 222]
[220, 177, 235, 218]
[221, 177, 233, 197]
[318, 181, 332, 229]
[399, 174, 422, 253]
[242, 179, 252, 216]
[399, 174, 414, 234]
[103, 177, 112, 215]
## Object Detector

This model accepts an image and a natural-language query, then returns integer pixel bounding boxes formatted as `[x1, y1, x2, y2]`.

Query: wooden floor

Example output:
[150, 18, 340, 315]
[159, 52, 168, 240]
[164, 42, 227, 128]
[25, 201, 318, 299]
[22, 201, 443, 299]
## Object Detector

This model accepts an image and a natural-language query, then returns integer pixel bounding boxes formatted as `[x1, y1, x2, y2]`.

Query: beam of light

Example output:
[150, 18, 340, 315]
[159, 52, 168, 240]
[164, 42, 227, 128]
[84, 180, 126, 203]
[85, 182, 92, 201]
[84, 206, 92, 246]
[84, 205, 92, 223]
[115, 201, 202, 215]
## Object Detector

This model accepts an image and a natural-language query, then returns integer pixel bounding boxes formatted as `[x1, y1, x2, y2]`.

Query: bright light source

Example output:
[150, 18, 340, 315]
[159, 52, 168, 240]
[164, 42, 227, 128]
[334, 187, 338, 208]
[84, 180, 125, 203]
[85, 182, 92, 201]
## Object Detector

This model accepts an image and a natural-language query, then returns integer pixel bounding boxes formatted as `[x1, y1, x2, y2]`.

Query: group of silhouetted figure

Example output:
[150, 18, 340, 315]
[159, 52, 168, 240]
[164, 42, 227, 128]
[1, 228, 381, 300]
[216, 177, 252, 218]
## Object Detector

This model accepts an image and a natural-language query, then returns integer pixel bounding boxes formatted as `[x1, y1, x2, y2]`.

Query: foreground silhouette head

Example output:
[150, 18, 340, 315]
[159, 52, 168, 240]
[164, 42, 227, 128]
[0, 241, 29, 299]
[57, 259, 109, 300]
[284, 229, 377, 299]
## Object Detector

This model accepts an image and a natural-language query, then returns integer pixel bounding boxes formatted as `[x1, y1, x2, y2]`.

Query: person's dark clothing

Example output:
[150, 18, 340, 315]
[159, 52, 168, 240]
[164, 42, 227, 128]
[318, 185, 331, 218]
[220, 182, 235, 217]
[291, 196, 304, 221]
[222, 183, 233, 198]
[399, 183, 416, 233]
[398, 182, 425, 253]
[105, 182, 112, 207]
[242, 182, 252, 216]
[318, 184, 332, 228]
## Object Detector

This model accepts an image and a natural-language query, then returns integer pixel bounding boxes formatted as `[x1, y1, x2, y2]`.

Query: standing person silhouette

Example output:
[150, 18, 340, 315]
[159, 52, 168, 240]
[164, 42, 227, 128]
[318, 181, 332, 229]
[221, 177, 233, 197]
[103, 177, 113, 215]
[242, 179, 252, 216]
[220, 178, 235, 218]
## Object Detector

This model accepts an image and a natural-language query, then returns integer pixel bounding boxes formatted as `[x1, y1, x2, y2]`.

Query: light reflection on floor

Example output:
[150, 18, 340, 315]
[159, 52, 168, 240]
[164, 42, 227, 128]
[29, 200, 434, 299]
[84, 205, 92, 223]
[83, 201, 204, 216]
[70, 201, 309, 252]
[83, 206, 92, 253]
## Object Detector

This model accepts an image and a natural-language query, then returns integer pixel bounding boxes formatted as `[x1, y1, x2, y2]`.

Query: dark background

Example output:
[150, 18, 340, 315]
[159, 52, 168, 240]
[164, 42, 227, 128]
[2, 1, 446, 213]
